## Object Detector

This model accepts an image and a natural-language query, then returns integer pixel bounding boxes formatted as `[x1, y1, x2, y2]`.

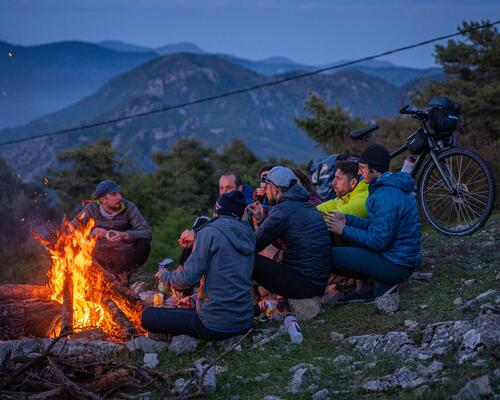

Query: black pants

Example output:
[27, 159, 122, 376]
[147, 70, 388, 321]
[94, 238, 151, 277]
[141, 307, 250, 341]
[253, 254, 325, 299]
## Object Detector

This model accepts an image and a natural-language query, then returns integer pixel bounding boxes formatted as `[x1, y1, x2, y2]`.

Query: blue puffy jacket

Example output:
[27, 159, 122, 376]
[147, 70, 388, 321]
[255, 184, 331, 288]
[343, 172, 422, 268]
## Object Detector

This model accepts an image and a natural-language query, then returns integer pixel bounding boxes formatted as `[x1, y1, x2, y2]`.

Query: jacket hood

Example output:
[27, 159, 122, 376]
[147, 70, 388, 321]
[279, 184, 310, 203]
[209, 216, 255, 256]
[371, 172, 416, 193]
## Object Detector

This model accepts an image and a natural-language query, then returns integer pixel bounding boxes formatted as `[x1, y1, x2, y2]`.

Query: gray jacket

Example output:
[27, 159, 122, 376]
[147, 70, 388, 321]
[158, 216, 255, 332]
[71, 199, 152, 241]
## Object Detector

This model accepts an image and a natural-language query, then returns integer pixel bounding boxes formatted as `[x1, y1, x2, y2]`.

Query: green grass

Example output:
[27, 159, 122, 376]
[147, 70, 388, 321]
[137, 214, 500, 399]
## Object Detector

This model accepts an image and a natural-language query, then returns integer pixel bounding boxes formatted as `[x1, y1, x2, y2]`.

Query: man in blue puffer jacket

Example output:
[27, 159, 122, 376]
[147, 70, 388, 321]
[326, 144, 421, 303]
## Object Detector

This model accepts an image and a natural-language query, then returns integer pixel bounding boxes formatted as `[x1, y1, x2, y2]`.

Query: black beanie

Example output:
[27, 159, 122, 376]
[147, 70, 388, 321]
[214, 191, 246, 219]
[360, 144, 391, 173]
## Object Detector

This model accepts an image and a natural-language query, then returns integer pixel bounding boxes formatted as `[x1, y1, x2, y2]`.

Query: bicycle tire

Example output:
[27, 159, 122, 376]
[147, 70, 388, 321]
[418, 147, 496, 236]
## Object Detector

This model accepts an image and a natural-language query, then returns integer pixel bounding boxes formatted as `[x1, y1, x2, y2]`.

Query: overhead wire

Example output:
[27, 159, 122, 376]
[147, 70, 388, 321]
[0, 20, 498, 147]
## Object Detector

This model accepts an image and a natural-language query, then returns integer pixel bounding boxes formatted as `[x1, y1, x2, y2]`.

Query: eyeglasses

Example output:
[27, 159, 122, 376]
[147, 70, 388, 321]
[258, 174, 269, 183]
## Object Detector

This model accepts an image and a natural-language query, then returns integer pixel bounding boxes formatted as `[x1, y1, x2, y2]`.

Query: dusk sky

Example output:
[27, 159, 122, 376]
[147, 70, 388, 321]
[1, 0, 499, 68]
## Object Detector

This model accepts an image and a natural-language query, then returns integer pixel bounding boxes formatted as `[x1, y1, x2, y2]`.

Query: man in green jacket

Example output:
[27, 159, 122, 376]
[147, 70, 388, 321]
[317, 154, 368, 218]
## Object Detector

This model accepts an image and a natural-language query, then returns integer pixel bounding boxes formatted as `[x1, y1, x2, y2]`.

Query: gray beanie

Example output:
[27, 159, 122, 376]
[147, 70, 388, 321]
[92, 180, 121, 199]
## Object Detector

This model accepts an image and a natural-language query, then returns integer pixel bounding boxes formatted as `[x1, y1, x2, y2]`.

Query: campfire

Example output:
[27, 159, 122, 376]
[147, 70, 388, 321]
[0, 217, 144, 342]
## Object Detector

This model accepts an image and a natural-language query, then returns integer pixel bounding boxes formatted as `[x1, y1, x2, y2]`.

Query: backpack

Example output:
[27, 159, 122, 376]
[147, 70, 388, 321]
[308, 154, 339, 201]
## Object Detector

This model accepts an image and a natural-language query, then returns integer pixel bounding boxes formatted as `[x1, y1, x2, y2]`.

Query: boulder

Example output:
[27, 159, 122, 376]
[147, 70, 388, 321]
[143, 352, 159, 368]
[125, 336, 169, 353]
[288, 297, 321, 320]
[288, 367, 314, 393]
[169, 335, 199, 355]
[374, 291, 400, 314]
[453, 375, 492, 399]
[312, 389, 331, 400]
[421, 320, 472, 355]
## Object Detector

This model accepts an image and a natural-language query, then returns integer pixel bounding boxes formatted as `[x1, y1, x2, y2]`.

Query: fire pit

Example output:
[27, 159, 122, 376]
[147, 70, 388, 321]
[0, 217, 144, 341]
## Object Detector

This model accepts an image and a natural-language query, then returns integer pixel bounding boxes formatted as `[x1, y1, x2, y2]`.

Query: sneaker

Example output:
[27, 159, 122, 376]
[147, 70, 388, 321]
[338, 290, 373, 303]
[364, 284, 399, 304]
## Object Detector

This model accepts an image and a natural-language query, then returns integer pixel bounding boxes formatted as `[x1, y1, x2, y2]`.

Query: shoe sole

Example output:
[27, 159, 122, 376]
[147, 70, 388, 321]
[364, 284, 399, 304]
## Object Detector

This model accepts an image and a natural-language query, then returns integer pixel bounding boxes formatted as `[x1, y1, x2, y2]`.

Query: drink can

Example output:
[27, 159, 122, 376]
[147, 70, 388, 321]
[153, 292, 164, 307]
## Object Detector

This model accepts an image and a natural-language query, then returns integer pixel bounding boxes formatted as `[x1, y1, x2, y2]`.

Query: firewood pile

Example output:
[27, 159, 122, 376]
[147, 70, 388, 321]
[0, 330, 251, 399]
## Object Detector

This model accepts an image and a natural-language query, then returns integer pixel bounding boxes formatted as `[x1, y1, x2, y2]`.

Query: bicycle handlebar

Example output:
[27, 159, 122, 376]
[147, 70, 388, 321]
[399, 105, 428, 120]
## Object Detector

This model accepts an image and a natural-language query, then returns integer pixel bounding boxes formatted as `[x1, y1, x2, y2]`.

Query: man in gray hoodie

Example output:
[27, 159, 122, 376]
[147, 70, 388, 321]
[141, 191, 255, 340]
[71, 180, 152, 281]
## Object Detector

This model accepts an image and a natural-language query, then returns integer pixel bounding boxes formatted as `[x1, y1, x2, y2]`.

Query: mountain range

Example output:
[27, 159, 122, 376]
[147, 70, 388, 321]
[0, 40, 444, 180]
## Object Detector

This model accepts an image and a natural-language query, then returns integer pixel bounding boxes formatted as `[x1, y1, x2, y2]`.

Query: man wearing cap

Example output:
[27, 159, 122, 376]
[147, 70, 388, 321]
[71, 179, 152, 281]
[142, 191, 255, 340]
[247, 166, 331, 300]
[325, 144, 422, 302]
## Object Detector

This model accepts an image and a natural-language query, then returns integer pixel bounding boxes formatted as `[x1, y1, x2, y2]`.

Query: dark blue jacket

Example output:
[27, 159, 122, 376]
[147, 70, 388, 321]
[343, 172, 422, 268]
[255, 184, 331, 288]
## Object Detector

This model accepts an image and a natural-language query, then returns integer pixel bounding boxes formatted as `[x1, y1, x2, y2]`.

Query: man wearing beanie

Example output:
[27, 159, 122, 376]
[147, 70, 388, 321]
[325, 144, 422, 303]
[142, 191, 256, 340]
[71, 179, 152, 282]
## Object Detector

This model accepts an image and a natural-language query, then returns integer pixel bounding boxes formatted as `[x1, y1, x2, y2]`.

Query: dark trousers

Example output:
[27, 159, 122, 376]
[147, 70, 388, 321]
[331, 247, 413, 285]
[253, 254, 325, 299]
[141, 307, 250, 341]
[93, 238, 151, 278]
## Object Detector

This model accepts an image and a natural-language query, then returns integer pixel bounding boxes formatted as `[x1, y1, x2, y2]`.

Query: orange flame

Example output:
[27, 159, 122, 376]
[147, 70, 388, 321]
[42, 218, 140, 338]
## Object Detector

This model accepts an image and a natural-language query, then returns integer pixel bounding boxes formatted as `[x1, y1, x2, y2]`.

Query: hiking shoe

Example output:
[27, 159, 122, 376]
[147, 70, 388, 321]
[364, 284, 399, 304]
[338, 290, 373, 303]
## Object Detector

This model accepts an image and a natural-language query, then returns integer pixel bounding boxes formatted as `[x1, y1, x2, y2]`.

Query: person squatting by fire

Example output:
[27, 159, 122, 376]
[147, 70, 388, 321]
[71, 180, 152, 284]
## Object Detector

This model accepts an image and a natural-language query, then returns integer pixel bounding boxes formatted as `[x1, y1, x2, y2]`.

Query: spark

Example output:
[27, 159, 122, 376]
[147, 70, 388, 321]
[7, 52, 13, 58]
[43, 178, 49, 185]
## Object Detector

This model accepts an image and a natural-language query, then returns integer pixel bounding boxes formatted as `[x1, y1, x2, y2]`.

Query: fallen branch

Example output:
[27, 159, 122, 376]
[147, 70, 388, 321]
[174, 329, 253, 400]
[250, 329, 283, 349]
[48, 357, 101, 400]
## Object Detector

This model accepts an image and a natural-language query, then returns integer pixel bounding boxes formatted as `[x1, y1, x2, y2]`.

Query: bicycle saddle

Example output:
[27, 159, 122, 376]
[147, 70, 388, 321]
[350, 125, 379, 140]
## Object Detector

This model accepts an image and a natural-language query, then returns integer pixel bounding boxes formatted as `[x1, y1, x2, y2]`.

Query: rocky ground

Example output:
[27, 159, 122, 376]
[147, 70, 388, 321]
[147, 214, 499, 400]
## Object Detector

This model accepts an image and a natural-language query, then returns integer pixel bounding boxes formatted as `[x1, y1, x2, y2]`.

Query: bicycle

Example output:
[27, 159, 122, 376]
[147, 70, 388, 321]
[350, 99, 496, 236]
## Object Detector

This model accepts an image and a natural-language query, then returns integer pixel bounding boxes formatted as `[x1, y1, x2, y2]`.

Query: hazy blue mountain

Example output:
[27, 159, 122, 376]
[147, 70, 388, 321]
[0, 53, 407, 180]
[0, 40, 157, 129]
[97, 40, 153, 53]
[259, 56, 296, 64]
[155, 42, 205, 55]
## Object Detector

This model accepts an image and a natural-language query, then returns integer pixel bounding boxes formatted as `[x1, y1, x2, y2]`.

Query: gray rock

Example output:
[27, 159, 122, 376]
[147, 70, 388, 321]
[464, 289, 497, 309]
[125, 336, 169, 352]
[348, 331, 414, 357]
[173, 378, 190, 394]
[195, 358, 216, 394]
[362, 367, 426, 392]
[409, 272, 433, 281]
[375, 291, 400, 314]
[215, 365, 228, 375]
[473, 313, 500, 351]
[456, 349, 479, 365]
[289, 363, 315, 373]
[312, 389, 331, 400]
[417, 360, 444, 377]
[404, 319, 419, 330]
[414, 385, 430, 398]
[462, 329, 481, 349]
[329, 331, 345, 344]
[453, 375, 492, 399]
[288, 367, 313, 393]
[454, 297, 464, 306]
[419, 304, 428, 310]
[143, 353, 159, 368]
[262, 396, 283, 400]
[463, 279, 477, 286]
[306, 384, 319, 393]
[169, 335, 199, 355]
[471, 359, 488, 367]
[421, 320, 472, 355]
[254, 372, 271, 382]
[333, 354, 354, 363]
[288, 297, 321, 320]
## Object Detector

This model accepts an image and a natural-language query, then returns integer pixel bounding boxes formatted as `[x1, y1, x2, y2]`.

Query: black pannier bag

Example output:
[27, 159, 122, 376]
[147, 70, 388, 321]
[427, 97, 460, 134]
[407, 129, 429, 155]
[308, 154, 339, 201]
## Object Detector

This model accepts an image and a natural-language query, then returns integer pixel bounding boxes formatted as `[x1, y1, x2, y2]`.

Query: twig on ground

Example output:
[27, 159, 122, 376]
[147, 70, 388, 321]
[250, 328, 283, 349]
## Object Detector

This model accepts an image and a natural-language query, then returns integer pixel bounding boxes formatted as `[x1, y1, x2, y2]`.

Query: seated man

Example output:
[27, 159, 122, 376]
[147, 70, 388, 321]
[177, 171, 253, 251]
[71, 180, 152, 281]
[248, 166, 331, 300]
[141, 191, 255, 340]
[317, 154, 369, 218]
[326, 144, 422, 302]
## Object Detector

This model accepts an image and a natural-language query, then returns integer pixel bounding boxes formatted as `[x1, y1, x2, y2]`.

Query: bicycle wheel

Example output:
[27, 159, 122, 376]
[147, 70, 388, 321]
[418, 147, 496, 236]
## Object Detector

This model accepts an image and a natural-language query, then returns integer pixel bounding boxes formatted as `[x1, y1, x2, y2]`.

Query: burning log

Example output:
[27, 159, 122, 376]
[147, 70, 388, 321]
[0, 300, 61, 340]
[101, 298, 137, 339]
[0, 284, 49, 301]
[60, 271, 73, 336]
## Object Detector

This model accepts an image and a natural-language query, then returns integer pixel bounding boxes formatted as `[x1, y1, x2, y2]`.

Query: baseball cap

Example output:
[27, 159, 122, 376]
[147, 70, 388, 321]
[262, 166, 297, 189]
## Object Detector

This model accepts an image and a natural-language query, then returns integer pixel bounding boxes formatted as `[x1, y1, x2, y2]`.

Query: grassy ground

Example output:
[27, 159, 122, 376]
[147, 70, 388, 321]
[143, 215, 500, 399]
